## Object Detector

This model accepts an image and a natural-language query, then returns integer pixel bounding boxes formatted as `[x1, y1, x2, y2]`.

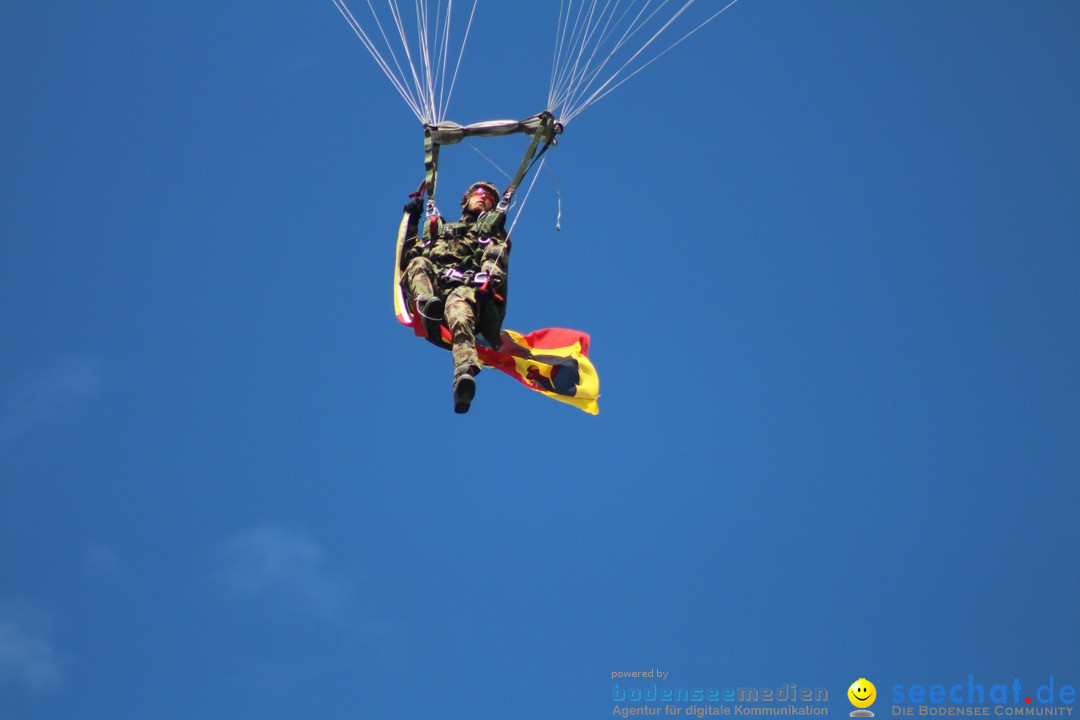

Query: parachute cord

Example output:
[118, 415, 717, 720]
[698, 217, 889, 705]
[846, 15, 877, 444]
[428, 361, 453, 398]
[560, 0, 700, 123]
[545, 162, 564, 232]
[552, 0, 668, 119]
[549, 0, 570, 107]
[334, 0, 475, 125]
[549, 0, 610, 114]
[559, 0, 743, 124]
[441, 0, 479, 122]
[333, 0, 425, 122]
[338, 1, 741, 128]
[386, 0, 433, 122]
[434, 2, 452, 117]
[551, 0, 643, 117]
[466, 140, 513, 184]
[414, 0, 437, 123]
[507, 157, 547, 237]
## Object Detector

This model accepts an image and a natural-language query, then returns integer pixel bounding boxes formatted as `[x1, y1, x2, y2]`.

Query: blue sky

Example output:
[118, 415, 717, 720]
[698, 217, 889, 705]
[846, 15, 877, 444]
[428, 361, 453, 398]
[2, 2, 1078, 718]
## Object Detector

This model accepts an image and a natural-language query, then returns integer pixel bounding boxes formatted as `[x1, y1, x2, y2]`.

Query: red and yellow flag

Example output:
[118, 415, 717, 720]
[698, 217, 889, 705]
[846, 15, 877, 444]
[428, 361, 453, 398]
[397, 289, 599, 414]
[476, 328, 600, 415]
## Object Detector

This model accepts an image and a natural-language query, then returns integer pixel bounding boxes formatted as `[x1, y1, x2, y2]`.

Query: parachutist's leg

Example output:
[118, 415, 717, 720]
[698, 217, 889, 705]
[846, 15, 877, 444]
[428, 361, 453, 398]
[446, 286, 480, 413]
[404, 257, 443, 334]
[452, 374, 475, 415]
[403, 256, 437, 297]
[404, 257, 440, 309]
[445, 287, 480, 377]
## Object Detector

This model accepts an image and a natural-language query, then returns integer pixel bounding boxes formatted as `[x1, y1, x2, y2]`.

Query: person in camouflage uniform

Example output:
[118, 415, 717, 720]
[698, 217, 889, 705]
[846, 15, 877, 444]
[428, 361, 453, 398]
[400, 181, 510, 414]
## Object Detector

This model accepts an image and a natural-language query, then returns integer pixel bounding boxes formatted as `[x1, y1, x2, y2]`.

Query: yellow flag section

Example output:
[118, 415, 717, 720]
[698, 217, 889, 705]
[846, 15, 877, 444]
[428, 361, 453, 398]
[476, 329, 600, 415]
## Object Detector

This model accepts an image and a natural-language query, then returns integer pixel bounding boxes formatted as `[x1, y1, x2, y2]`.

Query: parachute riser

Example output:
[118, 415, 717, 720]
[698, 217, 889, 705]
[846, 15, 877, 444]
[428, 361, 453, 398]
[497, 112, 562, 214]
[422, 127, 442, 222]
[419, 111, 562, 233]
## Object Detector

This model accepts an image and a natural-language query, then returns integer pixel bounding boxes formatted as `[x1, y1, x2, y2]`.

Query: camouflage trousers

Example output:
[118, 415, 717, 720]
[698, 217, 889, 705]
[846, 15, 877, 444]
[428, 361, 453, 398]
[403, 256, 482, 379]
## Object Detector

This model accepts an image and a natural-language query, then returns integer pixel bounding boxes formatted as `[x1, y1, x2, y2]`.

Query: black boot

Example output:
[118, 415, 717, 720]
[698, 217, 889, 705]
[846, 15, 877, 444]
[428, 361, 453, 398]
[453, 374, 476, 414]
[415, 294, 443, 321]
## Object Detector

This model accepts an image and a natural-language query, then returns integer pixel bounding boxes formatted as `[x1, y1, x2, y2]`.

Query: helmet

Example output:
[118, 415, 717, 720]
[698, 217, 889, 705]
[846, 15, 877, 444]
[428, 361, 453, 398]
[461, 181, 500, 210]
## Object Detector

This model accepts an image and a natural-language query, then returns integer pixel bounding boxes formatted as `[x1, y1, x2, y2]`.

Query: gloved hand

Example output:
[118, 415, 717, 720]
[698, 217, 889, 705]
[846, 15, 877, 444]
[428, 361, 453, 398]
[475, 270, 505, 303]
[403, 195, 423, 221]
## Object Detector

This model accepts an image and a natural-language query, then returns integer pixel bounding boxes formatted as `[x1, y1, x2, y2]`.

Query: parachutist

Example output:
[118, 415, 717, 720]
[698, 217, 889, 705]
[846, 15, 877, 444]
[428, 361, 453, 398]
[399, 181, 509, 414]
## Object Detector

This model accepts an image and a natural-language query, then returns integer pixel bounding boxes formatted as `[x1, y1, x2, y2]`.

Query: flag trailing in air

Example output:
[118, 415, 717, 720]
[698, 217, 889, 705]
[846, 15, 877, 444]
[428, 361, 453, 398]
[396, 302, 600, 415]
[476, 328, 600, 415]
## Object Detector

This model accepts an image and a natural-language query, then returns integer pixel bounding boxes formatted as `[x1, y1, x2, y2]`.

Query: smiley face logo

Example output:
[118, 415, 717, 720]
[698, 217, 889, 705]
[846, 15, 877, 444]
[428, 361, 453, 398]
[848, 679, 877, 709]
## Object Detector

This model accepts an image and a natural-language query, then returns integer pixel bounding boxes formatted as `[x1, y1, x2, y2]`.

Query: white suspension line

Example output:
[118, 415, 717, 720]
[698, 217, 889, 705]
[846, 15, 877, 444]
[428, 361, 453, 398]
[440, 0, 478, 123]
[435, 1, 453, 121]
[466, 140, 513, 184]
[561, 0, 742, 124]
[554, 0, 623, 112]
[387, 0, 433, 122]
[549, 0, 592, 107]
[560, 0, 689, 121]
[553, 0, 642, 116]
[414, 0, 437, 123]
[549, 0, 573, 106]
[545, 162, 564, 232]
[550, 0, 604, 108]
[550, 0, 605, 112]
[507, 157, 547, 237]
[552, 0, 673, 119]
[426, 3, 441, 123]
[333, 0, 425, 121]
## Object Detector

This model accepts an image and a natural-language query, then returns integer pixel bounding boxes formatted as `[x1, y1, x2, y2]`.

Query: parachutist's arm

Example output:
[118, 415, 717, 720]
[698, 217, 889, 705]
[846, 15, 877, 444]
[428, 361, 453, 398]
[403, 195, 423, 239]
[479, 235, 510, 294]
[398, 196, 426, 272]
[399, 236, 418, 272]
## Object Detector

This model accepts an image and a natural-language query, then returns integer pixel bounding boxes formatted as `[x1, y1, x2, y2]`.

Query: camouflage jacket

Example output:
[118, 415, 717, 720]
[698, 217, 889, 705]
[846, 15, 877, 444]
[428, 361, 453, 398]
[401, 211, 510, 294]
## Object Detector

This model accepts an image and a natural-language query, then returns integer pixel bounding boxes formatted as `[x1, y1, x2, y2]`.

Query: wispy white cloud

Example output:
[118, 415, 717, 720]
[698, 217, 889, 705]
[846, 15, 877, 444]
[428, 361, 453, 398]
[218, 523, 355, 621]
[0, 605, 63, 692]
[1, 358, 101, 443]
[214, 526, 413, 669]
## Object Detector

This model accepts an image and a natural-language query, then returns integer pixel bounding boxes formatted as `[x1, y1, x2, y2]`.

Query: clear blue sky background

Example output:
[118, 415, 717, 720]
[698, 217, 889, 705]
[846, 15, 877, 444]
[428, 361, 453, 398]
[2, 2, 1078, 719]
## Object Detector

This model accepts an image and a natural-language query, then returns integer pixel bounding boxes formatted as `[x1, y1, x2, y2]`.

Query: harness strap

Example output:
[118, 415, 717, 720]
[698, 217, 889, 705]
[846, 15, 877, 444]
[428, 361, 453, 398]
[423, 127, 440, 217]
[498, 112, 561, 213]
